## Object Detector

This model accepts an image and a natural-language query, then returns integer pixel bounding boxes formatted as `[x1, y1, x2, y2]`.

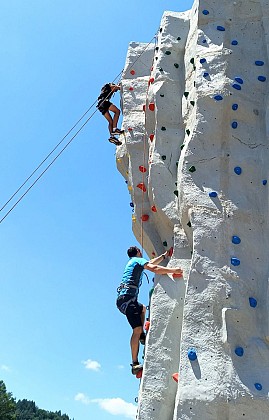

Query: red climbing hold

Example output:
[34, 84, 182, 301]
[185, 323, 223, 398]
[151, 205, 157, 212]
[172, 373, 179, 383]
[144, 321, 150, 331]
[136, 369, 143, 379]
[128, 127, 133, 132]
[141, 214, 149, 222]
[149, 134, 154, 141]
[173, 273, 183, 278]
[148, 77, 155, 85]
[129, 86, 134, 91]
[168, 247, 173, 257]
[149, 103, 155, 111]
[137, 183, 146, 192]
[130, 69, 136, 75]
[150, 66, 154, 71]
[139, 165, 147, 173]
[143, 104, 146, 112]
[152, 252, 156, 256]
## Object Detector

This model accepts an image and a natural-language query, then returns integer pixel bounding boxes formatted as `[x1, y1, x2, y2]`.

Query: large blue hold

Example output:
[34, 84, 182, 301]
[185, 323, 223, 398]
[258, 75, 266, 82]
[263, 180, 267, 185]
[235, 347, 244, 357]
[214, 95, 223, 101]
[203, 72, 209, 78]
[232, 83, 241, 91]
[249, 297, 257, 308]
[202, 9, 209, 15]
[200, 58, 206, 64]
[255, 60, 264, 66]
[234, 167, 242, 175]
[217, 26, 225, 31]
[255, 383, 262, 391]
[235, 77, 243, 84]
[232, 236, 241, 244]
[209, 191, 218, 198]
[188, 348, 197, 361]
[232, 121, 238, 129]
[231, 40, 238, 45]
[232, 103, 238, 111]
[231, 257, 240, 266]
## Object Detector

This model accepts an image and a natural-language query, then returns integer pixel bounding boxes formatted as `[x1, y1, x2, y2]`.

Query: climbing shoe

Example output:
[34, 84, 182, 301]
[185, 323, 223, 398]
[108, 136, 122, 146]
[139, 332, 146, 345]
[112, 128, 124, 135]
[131, 362, 143, 375]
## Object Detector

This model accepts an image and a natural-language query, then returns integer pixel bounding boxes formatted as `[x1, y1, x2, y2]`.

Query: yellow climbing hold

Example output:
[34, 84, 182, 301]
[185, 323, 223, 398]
[132, 215, 136, 222]
[128, 186, 133, 191]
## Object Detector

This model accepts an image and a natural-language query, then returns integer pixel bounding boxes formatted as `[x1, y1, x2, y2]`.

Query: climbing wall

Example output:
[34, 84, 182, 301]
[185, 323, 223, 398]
[116, 1, 269, 419]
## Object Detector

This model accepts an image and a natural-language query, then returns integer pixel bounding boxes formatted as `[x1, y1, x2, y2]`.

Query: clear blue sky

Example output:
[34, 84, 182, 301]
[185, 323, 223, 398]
[0, 1, 193, 419]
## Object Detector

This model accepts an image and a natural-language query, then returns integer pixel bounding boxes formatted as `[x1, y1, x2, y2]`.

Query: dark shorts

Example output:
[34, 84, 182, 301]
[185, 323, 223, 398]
[97, 100, 112, 115]
[116, 295, 143, 329]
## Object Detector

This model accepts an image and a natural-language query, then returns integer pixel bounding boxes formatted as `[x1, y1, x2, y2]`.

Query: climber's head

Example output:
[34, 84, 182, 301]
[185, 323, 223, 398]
[127, 246, 141, 258]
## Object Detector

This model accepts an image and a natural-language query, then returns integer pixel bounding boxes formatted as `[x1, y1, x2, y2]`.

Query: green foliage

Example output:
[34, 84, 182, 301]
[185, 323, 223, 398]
[16, 399, 72, 419]
[0, 380, 16, 420]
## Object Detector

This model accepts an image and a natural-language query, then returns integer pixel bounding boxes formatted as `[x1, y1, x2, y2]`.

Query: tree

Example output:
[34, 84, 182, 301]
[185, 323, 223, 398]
[0, 380, 16, 420]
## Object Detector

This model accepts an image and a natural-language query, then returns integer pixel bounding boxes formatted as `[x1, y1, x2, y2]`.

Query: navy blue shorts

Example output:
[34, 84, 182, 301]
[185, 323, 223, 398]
[116, 295, 143, 329]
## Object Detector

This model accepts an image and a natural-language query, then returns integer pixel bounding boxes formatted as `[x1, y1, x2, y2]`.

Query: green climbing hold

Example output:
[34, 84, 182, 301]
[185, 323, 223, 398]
[161, 127, 166, 131]
[177, 37, 181, 40]
[186, 129, 191, 136]
[190, 101, 195, 106]
[189, 166, 196, 173]
[190, 58, 195, 64]
[180, 144, 185, 150]
[174, 190, 178, 197]
[162, 155, 166, 160]
[165, 51, 171, 55]
[184, 92, 189, 98]
[160, 94, 164, 97]
[174, 63, 179, 68]
[187, 221, 192, 227]
[163, 241, 168, 247]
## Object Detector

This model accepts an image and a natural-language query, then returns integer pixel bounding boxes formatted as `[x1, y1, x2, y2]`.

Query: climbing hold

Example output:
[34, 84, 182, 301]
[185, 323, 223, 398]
[254, 383, 262, 391]
[172, 373, 179, 383]
[128, 186, 133, 192]
[232, 104, 238, 111]
[187, 221, 192, 227]
[232, 236, 241, 244]
[144, 321, 150, 331]
[130, 69, 136, 75]
[159, 67, 163, 72]
[151, 205, 157, 212]
[162, 155, 166, 160]
[177, 37, 181, 40]
[168, 247, 173, 257]
[202, 9, 209, 15]
[214, 95, 223, 101]
[128, 127, 133, 131]
[184, 92, 189, 98]
[249, 297, 257, 308]
[255, 60, 264, 66]
[152, 252, 156, 256]
[189, 166, 196, 173]
[235, 347, 244, 357]
[165, 51, 171, 55]
[130, 202, 134, 208]
[143, 104, 146, 112]
[203, 72, 209, 78]
[232, 121, 238, 129]
[188, 349, 197, 361]
[258, 75, 266, 82]
[200, 58, 206, 64]
[132, 215, 136, 222]
[231, 257, 240, 266]
[149, 103, 155, 111]
[149, 134, 154, 141]
[174, 63, 179, 68]
[163, 241, 168, 247]
[202, 39, 207, 44]
[217, 26, 225, 31]
[232, 83, 241, 91]
[231, 40, 238, 45]
[174, 190, 178, 197]
[186, 129, 191, 136]
[235, 77, 243, 84]
[209, 191, 218, 198]
[141, 214, 149, 222]
[190, 58, 195, 64]
[161, 127, 166, 131]
[234, 167, 242, 175]
[180, 144, 185, 150]
[139, 165, 147, 173]
[190, 100, 195, 106]
[160, 94, 164, 97]
[137, 183, 146, 192]
[149, 77, 155, 84]
[136, 369, 143, 379]
[262, 180, 267, 185]
[129, 86, 134, 91]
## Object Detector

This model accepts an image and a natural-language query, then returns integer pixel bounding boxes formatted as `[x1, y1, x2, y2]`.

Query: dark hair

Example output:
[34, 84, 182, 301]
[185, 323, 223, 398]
[127, 246, 139, 258]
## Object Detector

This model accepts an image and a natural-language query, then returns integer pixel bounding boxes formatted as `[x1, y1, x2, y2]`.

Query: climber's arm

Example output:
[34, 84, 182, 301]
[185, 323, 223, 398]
[144, 263, 183, 277]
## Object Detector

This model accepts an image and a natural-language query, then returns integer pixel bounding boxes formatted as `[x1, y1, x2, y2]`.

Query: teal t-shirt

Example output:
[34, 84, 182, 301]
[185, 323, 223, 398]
[117, 257, 148, 298]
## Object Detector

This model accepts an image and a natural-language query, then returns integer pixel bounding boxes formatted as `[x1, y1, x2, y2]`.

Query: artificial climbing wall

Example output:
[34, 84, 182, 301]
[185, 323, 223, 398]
[116, 0, 269, 419]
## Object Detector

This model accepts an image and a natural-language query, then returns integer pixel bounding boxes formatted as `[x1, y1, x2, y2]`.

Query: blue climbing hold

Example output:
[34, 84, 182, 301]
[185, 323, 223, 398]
[130, 202, 134, 208]
[258, 76, 266, 82]
[231, 257, 240, 266]
[188, 348, 197, 361]
[202, 39, 207, 44]
[200, 58, 206, 64]
[217, 26, 225, 31]
[235, 77, 243, 84]
[209, 191, 218, 198]
[203, 72, 209, 77]
[234, 167, 242, 175]
[255, 383, 262, 391]
[202, 9, 209, 15]
[231, 40, 238, 45]
[232, 83, 241, 91]
[249, 297, 257, 308]
[255, 60, 264, 66]
[232, 103, 238, 111]
[235, 347, 244, 357]
[214, 95, 223, 101]
[232, 121, 238, 129]
[232, 236, 241, 244]
[262, 180, 267, 185]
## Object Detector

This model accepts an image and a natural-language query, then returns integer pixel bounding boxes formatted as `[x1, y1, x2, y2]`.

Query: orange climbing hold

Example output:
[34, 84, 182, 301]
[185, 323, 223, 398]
[152, 252, 156, 256]
[141, 214, 149, 222]
[151, 205, 157, 212]
[149, 134, 154, 141]
[137, 183, 146, 192]
[139, 165, 147, 173]
[148, 77, 155, 85]
[168, 247, 173, 257]
[172, 373, 179, 383]
[136, 369, 143, 379]
[173, 273, 183, 278]
[144, 321, 150, 331]
[130, 69, 136, 75]
[149, 103, 155, 111]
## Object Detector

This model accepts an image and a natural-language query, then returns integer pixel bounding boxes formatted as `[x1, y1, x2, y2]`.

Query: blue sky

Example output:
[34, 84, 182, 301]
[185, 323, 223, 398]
[0, 1, 193, 419]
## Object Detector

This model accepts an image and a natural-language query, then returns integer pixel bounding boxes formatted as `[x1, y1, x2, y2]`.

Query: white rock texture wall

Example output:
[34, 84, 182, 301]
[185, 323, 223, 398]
[116, 1, 269, 419]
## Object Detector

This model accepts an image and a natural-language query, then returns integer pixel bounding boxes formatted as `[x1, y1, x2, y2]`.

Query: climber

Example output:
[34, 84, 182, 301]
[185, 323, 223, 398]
[97, 83, 124, 146]
[116, 246, 183, 375]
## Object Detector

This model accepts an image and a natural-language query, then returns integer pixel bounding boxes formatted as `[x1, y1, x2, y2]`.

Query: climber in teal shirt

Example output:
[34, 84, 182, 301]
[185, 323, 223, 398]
[116, 246, 183, 375]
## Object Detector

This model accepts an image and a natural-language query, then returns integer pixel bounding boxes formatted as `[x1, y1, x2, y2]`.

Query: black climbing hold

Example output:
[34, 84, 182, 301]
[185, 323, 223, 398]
[232, 121, 238, 129]
[258, 75, 266, 82]
[254, 383, 262, 391]
[188, 349, 197, 361]
[209, 191, 218, 198]
[186, 129, 191, 136]
[160, 28, 163, 33]
[187, 221, 192, 227]
[255, 60, 264, 66]
[190, 100, 195, 106]
[130, 202, 134, 208]
[163, 241, 168, 247]
[232, 103, 238, 111]
[162, 155, 166, 160]
[155, 46, 159, 51]
[231, 257, 240, 266]
[232, 235, 241, 244]
[177, 37, 181, 41]
[262, 180, 267, 185]
[235, 77, 243, 84]
[200, 58, 206, 64]
[231, 40, 238, 45]
[232, 83, 241, 91]
[180, 144, 185, 150]
[155, 57, 158, 61]
[174, 63, 179, 68]
[159, 68, 163, 72]
[189, 166, 196, 173]
[217, 26, 225, 31]
[176, 161, 179, 166]
[160, 94, 164, 97]
[165, 51, 171, 55]
[203, 72, 209, 77]
[214, 95, 223, 101]
[235, 347, 244, 357]
[190, 58, 195, 64]
[202, 9, 209, 15]
[174, 190, 178, 197]
[161, 126, 166, 131]
[249, 297, 257, 308]
[184, 92, 189, 98]
[234, 167, 242, 175]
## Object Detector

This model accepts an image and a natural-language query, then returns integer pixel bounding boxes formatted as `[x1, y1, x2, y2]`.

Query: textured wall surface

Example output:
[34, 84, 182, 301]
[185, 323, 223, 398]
[116, 1, 269, 419]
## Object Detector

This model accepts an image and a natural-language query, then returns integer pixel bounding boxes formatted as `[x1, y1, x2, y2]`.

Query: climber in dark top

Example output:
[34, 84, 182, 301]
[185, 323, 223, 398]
[97, 83, 124, 146]
[116, 246, 183, 375]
